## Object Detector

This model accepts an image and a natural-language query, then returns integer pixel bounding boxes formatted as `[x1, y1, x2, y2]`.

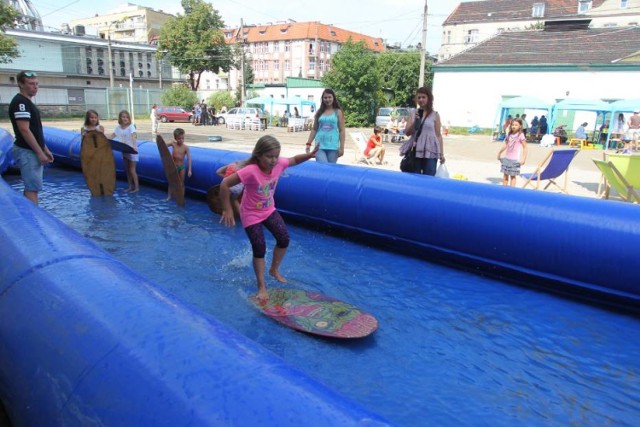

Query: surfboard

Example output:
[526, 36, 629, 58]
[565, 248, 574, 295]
[109, 138, 137, 154]
[206, 185, 223, 214]
[252, 288, 378, 338]
[156, 135, 185, 207]
[80, 130, 116, 196]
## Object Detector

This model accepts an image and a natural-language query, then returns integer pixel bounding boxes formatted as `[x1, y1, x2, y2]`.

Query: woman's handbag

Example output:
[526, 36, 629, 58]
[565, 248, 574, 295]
[400, 147, 416, 173]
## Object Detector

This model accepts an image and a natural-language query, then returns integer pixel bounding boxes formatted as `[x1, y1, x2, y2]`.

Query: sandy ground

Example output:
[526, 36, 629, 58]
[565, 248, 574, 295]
[3, 118, 609, 199]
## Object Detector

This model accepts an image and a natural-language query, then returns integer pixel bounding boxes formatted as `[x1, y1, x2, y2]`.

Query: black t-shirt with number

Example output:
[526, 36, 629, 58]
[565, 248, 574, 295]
[9, 93, 44, 150]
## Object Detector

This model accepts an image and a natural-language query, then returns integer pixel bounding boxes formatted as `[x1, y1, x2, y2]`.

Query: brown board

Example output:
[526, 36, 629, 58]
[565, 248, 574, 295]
[206, 185, 223, 214]
[156, 135, 185, 207]
[81, 130, 116, 196]
[108, 138, 138, 154]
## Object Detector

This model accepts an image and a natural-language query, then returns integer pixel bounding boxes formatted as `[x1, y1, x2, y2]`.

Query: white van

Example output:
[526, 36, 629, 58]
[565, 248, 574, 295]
[375, 107, 410, 128]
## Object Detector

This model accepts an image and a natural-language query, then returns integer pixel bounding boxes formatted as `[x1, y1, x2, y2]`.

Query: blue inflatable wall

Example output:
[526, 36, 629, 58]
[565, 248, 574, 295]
[2, 126, 639, 424]
[0, 128, 14, 173]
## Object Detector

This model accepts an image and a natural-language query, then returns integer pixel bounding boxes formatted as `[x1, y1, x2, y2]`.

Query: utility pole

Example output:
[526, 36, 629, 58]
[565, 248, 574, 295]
[418, 0, 428, 88]
[239, 19, 246, 105]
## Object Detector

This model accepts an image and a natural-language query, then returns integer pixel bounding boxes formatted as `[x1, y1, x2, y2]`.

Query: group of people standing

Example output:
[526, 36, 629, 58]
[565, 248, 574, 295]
[193, 100, 219, 126]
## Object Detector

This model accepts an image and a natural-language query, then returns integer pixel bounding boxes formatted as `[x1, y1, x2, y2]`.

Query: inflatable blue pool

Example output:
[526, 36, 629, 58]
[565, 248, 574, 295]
[1, 127, 639, 425]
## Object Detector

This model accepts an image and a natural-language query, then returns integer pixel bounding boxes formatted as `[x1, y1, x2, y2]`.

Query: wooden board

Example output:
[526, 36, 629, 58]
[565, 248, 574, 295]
[206, 185, 223, 214]
[156, 135, 185, 207]
[80, 131, 116, 196]
[109, 138, 138, 154]
[252, 288, 378, 339]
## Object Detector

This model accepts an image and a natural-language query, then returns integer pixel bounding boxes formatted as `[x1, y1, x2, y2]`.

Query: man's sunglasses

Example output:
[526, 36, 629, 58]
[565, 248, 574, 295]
[20, 72, 37, 78]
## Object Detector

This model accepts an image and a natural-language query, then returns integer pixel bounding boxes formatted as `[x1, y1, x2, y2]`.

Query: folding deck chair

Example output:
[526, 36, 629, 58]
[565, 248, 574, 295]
[592, 159, 640, 203]
[521, 149, 579, 194]
[349, 132, 376, 166]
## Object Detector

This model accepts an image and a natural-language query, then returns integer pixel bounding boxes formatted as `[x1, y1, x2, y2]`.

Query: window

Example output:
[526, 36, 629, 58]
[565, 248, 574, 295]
[319, 60, 324, 71]
[578, 0, 592, 14]
[274, 60, 280, 70]
[309, 59, 315, 71]
[446, 31, 451, 44]
[532, 3, 545, 18]
[273, 42, 280, 53]
[285, 60, 290, 71]
[620, 0, 628, 8]
[284, 41, 290, 52]
[464, 29, 479, 44]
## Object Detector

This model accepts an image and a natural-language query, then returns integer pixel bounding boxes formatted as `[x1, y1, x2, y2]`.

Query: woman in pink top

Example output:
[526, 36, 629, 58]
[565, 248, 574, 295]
[497, 118, 528, 187]
[219, 135, 318, 302]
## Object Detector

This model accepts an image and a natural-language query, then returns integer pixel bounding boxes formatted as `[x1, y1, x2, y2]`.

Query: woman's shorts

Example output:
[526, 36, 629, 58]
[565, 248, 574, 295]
[500, 158, 521, 176]
[12, 145, 43, 191]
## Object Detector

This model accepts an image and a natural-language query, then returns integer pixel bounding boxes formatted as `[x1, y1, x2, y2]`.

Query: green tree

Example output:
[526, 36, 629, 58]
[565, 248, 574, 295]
[377, 51, 423, 107]
[158, 0, 232, 90]
[322, 40, 381, 127]
[162, 84, 198, 110]
[208, 91, 236, 111]
[0, 2, 19, 64]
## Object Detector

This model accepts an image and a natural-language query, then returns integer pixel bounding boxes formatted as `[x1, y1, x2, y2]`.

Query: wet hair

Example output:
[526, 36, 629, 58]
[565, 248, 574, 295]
[250, 135, 281, 164]
[313, 89, 341, 130]
[117, 110, 131, 125]
[173, 128, 185, 138]
[84, 109, 100, 127]
[416, 87, 434, 117]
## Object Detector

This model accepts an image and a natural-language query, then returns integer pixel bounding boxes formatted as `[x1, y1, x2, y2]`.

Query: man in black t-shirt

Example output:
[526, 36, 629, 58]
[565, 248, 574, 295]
[9, 71, 53, 205]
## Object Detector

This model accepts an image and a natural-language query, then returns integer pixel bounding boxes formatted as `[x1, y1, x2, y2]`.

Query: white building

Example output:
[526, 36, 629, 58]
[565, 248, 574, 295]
[439, 0, 640, 61]
[433, 21, 640, 129]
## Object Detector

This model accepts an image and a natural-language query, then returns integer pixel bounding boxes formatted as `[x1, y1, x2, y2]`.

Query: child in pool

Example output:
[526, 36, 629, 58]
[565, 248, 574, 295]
[497, 118, 528, 187]
[216, 158, 248, 217]
[165, 128, 192, 201]
[110, 110, 138, 193]
[81, 109, 104, 137]
[219, 135, 318, 302]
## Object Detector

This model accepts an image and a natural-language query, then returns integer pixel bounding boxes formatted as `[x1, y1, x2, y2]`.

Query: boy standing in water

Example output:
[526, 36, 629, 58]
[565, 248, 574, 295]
[165, 128, 192, 201]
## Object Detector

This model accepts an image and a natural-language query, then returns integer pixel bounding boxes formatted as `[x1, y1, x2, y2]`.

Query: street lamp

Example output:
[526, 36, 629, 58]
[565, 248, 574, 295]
[107, 17, 127, 88]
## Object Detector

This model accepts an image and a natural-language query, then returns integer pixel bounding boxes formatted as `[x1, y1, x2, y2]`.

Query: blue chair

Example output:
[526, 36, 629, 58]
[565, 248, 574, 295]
[521, 149, 580, 194]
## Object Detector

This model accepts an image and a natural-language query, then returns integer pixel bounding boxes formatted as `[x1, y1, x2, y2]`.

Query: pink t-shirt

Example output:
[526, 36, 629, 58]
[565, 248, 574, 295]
[505, 132, 525, 161]
[236, 157, 289, 227]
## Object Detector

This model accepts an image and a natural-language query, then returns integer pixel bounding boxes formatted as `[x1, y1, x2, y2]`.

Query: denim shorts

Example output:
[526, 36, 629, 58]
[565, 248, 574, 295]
[12, 145, 43, 191]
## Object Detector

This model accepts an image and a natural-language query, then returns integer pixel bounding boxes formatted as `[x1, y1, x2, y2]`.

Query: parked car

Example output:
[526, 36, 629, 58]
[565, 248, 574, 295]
[156, 106, 193, 123]
[375, 107, 411, 128]
[216, 107, 265, 125]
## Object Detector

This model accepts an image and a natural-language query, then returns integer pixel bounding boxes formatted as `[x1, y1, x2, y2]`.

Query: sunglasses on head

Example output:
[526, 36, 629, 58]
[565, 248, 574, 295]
[21, 72, 37, 78]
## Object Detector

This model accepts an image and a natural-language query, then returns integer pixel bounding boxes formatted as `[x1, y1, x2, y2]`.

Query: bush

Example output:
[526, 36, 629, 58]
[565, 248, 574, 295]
[162, 85, 198, 110]
[208, 91, 236, 112]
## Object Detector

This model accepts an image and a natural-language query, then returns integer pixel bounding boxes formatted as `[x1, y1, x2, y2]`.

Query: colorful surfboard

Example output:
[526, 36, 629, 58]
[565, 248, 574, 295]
[156, 135, 185, 207]
[252, 288, 378, 338]
[80, 130, 116, 196]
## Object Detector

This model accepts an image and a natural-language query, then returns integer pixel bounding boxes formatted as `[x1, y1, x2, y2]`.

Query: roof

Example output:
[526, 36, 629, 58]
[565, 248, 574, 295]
[224, 21, 384, 52]
[444, 0, 608, 25]
[437, 26, 640, 66]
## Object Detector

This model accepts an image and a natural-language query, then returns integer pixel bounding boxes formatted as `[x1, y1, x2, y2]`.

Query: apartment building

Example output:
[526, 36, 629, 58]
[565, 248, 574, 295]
[70, 3, 174, 45]
[223, 21, 385, 90]
[439, 0, 640, 60]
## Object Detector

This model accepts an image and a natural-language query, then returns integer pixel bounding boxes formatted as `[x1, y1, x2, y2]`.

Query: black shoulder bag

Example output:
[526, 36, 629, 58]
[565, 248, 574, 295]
[400, 113, 423, 173]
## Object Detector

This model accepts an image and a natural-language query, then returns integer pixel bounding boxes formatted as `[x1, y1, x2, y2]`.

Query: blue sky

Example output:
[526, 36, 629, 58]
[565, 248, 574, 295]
[36, 0, 462, 53]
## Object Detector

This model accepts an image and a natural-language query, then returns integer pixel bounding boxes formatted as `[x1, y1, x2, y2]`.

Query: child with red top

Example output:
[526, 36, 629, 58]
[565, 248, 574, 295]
[216, 159, 248, 217]
[365, 126, 386, 165]
[497, 118, 528, 187]
[219, 135, 318, 302]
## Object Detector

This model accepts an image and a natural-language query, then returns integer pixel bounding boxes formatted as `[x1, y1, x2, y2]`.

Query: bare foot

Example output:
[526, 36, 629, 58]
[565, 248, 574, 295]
[130, 188, 139, 193]
[165, 196, 171, 201]
[124, 188, 133, 193]
[256, 288, 269, 303]
[269, 270, 287, 283]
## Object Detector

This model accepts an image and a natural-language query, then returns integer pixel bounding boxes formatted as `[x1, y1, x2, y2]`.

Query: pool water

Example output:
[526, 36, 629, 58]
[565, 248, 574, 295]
[5, 168, 640, 426]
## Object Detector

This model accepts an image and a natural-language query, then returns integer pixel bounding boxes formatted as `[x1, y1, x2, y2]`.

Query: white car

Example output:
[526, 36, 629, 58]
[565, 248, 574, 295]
[216, 107, 265, 125]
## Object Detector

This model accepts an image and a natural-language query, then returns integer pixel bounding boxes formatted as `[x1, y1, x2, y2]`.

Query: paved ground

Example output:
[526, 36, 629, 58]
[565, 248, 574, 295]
[3, 118, 608, 199]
